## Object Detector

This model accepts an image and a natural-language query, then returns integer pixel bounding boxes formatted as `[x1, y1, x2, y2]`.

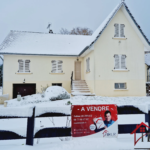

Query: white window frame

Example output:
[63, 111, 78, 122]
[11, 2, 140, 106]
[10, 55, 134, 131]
[114, 24, 125, 38]
[114, 54, 127, 70]
[51, 60, 63, 73]
[18, 59, 30, 73]
[114, 83, 127, 89]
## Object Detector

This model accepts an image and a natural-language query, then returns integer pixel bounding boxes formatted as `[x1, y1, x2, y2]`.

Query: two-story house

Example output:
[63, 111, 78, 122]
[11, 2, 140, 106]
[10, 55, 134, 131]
[0, 2, 150, 99]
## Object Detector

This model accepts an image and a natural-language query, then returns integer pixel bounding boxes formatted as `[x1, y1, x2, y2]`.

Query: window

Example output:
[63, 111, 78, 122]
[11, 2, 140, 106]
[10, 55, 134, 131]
[86, 57, 90, 72]
[114, 24, 125, 37]
[115, 83, 126, 89]
[140, 127, 145, 133]
[114, 55, 126, 69]
[18, 59, 30, 73]
[52, 83, 62, 86]
[51, 60, 63, 73]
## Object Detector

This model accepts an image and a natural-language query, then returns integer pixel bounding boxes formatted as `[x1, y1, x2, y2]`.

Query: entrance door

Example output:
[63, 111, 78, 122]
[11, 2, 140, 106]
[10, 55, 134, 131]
[75, 61, 81, 80]
[13, 84, 36, 98]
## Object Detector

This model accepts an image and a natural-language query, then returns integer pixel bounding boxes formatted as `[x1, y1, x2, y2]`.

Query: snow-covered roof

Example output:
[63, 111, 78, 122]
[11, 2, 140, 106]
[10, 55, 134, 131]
[145, 53, 150, 66]
[0, 31, 91, 56]
[0, 2, 149, 56]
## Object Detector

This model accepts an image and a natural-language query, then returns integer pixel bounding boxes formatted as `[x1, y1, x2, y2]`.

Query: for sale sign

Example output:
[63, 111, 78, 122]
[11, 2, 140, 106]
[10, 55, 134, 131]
[71, 104, 118, 138]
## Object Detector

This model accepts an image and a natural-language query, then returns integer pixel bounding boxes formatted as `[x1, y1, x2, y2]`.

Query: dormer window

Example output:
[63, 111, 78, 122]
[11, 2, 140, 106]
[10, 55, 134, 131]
[114, 24, 125, 38]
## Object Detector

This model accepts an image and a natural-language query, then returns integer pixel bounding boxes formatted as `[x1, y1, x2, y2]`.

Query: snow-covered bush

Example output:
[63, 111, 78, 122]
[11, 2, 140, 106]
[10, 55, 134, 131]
[45, 86, 70, 101]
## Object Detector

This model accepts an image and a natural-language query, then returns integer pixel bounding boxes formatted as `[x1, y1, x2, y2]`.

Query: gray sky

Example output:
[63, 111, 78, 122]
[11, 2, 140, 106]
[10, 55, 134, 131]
[0, 0, 150, 44]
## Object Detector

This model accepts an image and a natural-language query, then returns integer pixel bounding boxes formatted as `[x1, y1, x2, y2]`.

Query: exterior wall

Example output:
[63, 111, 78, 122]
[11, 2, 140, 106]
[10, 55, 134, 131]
[92, 9, 146, 96]
[83, 51, 95, 93]
[3, 55, 83, 99]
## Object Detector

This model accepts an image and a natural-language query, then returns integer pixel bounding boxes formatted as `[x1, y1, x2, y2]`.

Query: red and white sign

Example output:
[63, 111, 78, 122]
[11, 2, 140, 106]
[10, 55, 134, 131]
[71, 104, 118, 138]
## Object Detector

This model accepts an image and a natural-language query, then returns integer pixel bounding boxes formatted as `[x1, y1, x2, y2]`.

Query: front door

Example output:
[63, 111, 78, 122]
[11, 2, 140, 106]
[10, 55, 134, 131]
[13, 84, 36, 98]
[75, 61, 81, 80]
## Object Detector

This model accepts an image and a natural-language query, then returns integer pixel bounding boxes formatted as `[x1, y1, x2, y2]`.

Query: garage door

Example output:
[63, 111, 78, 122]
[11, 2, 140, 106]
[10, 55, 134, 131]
[13, 84, 36, 99]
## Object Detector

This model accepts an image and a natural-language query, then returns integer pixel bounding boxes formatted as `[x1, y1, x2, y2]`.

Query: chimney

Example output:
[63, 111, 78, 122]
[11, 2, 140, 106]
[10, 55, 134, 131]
[49, 30, 53, 34]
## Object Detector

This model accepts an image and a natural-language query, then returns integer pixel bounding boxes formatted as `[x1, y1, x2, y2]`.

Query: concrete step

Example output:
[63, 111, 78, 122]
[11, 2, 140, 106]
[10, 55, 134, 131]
[73, 87, 89, 90]
[71, 91, 91, 93]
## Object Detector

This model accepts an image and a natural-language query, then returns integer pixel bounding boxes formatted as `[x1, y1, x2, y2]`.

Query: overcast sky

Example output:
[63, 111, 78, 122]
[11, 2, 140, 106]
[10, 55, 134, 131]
[0, 0, 150, 44]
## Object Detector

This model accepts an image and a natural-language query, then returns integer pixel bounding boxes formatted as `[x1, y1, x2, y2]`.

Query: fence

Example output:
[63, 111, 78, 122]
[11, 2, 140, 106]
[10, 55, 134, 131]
[0, 105, 150, 146]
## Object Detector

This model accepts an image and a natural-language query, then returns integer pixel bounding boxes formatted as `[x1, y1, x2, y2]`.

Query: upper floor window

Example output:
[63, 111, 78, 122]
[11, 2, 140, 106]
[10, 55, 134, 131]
[51, 60, 63, 73]
[114, 55, 126, 70]
[114, 24, 125, 38]
[18, 59, 30, 73]
[86, 57, 90, 72]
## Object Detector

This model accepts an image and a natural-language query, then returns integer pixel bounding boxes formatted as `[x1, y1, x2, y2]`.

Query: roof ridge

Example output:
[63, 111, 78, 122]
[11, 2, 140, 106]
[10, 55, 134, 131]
[10, 30, 92, 37]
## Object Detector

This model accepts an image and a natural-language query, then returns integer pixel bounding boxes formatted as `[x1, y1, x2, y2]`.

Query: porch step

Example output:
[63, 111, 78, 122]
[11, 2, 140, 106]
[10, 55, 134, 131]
[71, 80, 94, 96]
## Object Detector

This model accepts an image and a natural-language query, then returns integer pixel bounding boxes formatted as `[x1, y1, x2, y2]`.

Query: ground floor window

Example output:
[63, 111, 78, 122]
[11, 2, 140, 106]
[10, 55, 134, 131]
[115, 83, 126, 89]
[52, 83, 62, 86]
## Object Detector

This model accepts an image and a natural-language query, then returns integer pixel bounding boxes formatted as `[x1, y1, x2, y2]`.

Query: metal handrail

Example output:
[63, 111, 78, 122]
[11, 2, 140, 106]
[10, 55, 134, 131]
[71, 71, 73, 90]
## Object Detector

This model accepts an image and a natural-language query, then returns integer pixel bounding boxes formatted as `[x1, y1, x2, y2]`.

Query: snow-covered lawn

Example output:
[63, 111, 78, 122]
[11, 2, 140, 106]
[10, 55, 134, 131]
[0, 138, 134, 150]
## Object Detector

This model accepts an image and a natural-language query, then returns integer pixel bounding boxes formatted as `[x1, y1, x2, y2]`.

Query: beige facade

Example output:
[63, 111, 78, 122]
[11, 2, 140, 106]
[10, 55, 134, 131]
[2, 5, 148, 99]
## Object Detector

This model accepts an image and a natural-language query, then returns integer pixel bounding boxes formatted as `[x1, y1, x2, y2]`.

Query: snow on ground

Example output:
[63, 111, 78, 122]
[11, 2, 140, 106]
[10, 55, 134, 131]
[0, 137, 134, 150]
[2, 94, 150, 117]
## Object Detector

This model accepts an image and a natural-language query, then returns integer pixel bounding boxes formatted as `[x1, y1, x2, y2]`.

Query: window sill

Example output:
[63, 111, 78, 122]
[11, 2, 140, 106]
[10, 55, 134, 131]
[86, 71, 90, 74]
[50, 73, 65, 75]
[112, 37, 127, 40]
[114, 89, 128, 91]
[15, 72, 33, 75]
[112, 69, 129, 72]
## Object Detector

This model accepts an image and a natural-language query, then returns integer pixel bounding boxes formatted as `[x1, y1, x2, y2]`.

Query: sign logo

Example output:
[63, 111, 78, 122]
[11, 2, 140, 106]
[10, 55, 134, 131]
[131, 122, 150, 146]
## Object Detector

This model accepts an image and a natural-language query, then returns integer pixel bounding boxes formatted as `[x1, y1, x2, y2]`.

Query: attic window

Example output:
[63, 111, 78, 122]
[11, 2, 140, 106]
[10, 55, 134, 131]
[18, 59, 30, 73]
[114, 24, 125, 38]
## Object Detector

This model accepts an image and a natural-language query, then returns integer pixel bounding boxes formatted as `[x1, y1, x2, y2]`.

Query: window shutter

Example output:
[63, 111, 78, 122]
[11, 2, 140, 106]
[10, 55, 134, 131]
[57, 60, 63, 73]
[86, 59, 88, 72]
[114, 24, 119, 37]
[120, 24, 125, 37]
[88, 58, 90, 72]
[25, 60, 30, 72]
[51, 60, 57, 73]
[114, 55, 120, 69]
[18, 59, 24, 72]
[121, 55, 126, 69]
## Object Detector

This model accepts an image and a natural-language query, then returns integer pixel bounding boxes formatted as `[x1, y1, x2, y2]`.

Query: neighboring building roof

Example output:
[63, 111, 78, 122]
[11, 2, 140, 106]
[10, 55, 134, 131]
[0, 2, 149, 56]
[145, 53, 150, 66]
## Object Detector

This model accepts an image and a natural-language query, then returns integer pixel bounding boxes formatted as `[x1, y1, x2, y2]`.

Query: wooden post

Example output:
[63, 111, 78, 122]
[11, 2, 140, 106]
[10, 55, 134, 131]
[26, 107, 35, 146]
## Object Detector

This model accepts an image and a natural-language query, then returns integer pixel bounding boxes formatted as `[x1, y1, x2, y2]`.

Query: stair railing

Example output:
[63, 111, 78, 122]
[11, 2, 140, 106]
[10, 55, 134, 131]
[71, 71, 73, 90]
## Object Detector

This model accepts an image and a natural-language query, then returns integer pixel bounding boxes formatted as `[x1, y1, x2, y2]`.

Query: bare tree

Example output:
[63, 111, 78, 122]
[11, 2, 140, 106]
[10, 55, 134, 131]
[70, 27, 93, 35]
[59, 28, 70, 34]
[59, 27, 93, 35]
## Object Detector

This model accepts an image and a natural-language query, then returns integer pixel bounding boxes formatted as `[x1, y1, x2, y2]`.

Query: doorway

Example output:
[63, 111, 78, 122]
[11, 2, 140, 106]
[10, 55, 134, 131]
[75, 61, 81, 80]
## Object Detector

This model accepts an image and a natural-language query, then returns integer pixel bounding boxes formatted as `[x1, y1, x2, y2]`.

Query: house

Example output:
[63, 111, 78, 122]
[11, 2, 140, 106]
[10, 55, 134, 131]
[0, 1, 150, 99]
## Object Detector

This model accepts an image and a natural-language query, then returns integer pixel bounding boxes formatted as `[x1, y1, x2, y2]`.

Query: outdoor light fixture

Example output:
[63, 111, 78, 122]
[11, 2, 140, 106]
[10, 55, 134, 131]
[23, 79, 25, 83]
[77, 58, 79, 61]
